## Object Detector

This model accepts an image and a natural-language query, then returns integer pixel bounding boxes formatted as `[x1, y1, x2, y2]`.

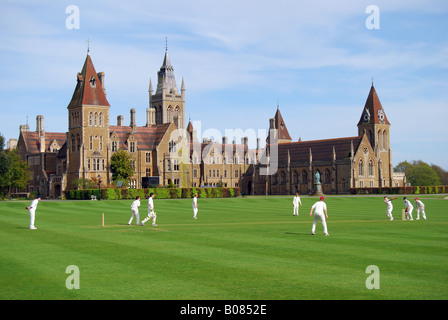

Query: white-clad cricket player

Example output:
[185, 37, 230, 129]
[384, 196, 397, 221]
[309, 196, 329, 236]
[128, 196, 142, 226]
[142, 193, 157, 226]
[414, 197, 427, 220]
[192, 193, 198, 219]
[25, 196, 41, 230]
[403, 197, 414, 221]
[293, 192, 302, 216]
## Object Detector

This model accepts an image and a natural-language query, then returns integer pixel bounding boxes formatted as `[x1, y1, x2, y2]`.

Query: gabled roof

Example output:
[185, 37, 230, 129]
[68, 54, 110, 108]
[274, 136, 362, 164]
[358, 85, 390, 125]
[20, 132, 67, 154]
[110, 124, 171, 151]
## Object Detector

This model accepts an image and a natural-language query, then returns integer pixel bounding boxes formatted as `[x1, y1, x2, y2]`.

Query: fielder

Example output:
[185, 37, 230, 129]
[414, 197, 427, 220]
[293, 192, 302, 216]
[383, 196, 397, 221]
[25, 196, 41, 230]
[192, 193, 198, 219]
[309, 196, 329, 236]
[403, 197, 414, 221]
[141, 193, 157, 226]
[128, 196, 142, 226]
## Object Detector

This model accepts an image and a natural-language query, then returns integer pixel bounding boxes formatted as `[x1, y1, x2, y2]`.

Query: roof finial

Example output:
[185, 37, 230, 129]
[371, 77, 374, 86]
[86, 38, 90, 55]
[165, 37, 168, 52]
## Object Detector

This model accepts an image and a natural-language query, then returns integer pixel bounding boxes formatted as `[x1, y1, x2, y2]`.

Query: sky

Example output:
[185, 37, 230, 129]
[1, 0, 447, 169]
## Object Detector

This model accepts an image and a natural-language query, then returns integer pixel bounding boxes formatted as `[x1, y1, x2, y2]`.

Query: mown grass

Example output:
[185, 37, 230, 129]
[0, 195, 447, 300]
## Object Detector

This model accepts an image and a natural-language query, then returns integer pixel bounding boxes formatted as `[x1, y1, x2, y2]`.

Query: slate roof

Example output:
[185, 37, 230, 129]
[110, 124, 171, 151]
[274, 136, 363, 164]
[357, 85, 390, 125]
[21, 131, 67, 154]
[68, 54, 110, 108]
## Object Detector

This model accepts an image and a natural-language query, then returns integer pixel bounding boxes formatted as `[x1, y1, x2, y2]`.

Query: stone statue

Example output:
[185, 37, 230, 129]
[315, 171, 320, 184]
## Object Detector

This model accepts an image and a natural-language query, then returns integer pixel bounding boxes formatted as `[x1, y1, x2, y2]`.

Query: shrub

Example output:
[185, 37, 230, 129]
[199, 188, 207, 198]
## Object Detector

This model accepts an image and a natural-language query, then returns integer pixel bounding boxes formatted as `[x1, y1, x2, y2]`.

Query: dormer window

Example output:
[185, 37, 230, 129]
[89, 76, 96, 88]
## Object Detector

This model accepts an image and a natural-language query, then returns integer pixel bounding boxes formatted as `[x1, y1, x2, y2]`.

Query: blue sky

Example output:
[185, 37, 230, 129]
[1, 0, 447, 169]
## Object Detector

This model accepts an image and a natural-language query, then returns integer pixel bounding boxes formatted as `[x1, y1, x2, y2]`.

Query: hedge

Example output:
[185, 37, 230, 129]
[350, 186, 448, 195]
[65, 187, 240, 200]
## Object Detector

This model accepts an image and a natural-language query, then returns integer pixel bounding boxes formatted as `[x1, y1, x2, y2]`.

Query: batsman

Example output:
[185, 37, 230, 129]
[141, 193, 157, 226]
[383, 196, 397, 221]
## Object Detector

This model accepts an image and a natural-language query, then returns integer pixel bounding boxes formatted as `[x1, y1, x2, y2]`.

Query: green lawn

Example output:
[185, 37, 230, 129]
[0, 195, 447, 300]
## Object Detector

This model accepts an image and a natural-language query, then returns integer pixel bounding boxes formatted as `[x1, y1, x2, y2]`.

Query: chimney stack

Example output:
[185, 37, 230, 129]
[36, 115, 44, 135]
[97, 72, 106, 96]
[130, 108, 136, 130]
[117, 115, 124, 126]
[36, 115, 45, 152]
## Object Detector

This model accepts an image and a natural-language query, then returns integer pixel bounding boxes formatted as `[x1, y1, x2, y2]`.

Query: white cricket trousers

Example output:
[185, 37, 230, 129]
[193, 207, 198, 219]
[128, 209, 140, 225]
[142, 210, 156, 225]
[416, 208, 426, 220]
[312, 212, 328, 235]
[385, 208, 394, 220]
[293, 204, 299, 216]
[405, 207, 414, 220]
[29, 209, 36, 229]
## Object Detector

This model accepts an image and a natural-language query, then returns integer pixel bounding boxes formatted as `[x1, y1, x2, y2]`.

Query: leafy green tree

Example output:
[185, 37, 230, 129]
[110, 149, 135, 182]
[0, 148, 30, 196]
[407, 161, 441, 186]
[394, 161, 413, 175]
[431, 164, 448, 185]
[395, 160, 443, 186]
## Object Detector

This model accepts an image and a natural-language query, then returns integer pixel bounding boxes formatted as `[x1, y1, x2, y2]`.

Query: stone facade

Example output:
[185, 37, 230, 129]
[16, 48, 404, 197]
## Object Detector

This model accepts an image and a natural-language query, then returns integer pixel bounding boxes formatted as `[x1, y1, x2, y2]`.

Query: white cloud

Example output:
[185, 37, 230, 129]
[1, 0, 447, 169]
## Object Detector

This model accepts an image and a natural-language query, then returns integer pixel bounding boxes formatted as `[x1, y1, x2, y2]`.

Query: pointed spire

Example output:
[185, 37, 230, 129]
[68, 53, 110, 108]
[357, 83, 390, 126]
[156, 40, 178, 95]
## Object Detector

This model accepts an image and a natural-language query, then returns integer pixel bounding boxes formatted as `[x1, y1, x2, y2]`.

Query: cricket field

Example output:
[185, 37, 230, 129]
[0, 195, 447, 300]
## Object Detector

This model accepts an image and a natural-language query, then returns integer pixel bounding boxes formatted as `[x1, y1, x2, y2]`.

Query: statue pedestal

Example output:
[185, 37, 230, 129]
[313, 183, 324, 196]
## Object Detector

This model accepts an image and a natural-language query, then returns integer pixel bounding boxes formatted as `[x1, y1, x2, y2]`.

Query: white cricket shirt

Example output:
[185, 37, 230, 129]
[131, 200, 140, 210]
[30, 199, 39, 210]
[311, 201, 327, 215]
[404, 199, 413, 210]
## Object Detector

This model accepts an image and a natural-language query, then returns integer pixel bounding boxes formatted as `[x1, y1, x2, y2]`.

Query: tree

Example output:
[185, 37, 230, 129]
[0, 148, 30, 196]
[431, 164, 448, 185]
[408, 161, 440, 186]
[0, 133, 5, 151]
[395, 160, 443, 186]
[394, 161, 413, 175]
[110, 149, 135, 182]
